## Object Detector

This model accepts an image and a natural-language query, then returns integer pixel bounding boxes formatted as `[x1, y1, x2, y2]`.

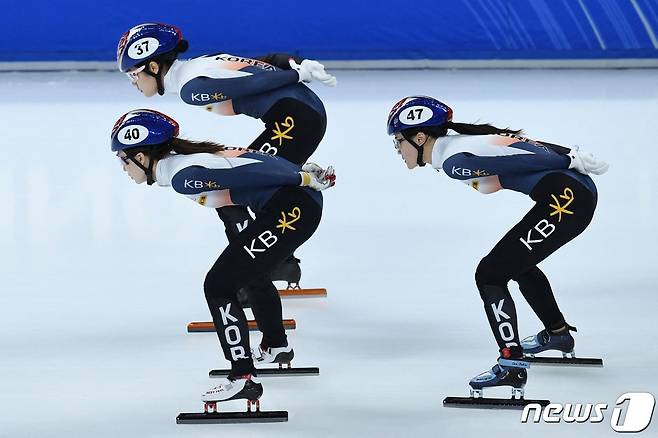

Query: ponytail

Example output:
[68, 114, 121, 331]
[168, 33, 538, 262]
[445, 121, 522, 136]
[401, 121, 522, 139]
[127, 138, 225, 162]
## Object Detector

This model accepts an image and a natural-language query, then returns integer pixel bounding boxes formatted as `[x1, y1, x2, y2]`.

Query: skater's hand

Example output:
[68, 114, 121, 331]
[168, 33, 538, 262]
[303, 162, 336, 186]
[289, 59, 337, 87]
[299, 165, 336, 191]
[301, 162, 333, 179]
[568, 147, 609, 175]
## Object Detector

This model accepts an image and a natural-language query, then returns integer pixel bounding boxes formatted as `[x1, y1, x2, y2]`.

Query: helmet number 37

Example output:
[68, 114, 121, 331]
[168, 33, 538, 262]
[128, 38, 159, 60]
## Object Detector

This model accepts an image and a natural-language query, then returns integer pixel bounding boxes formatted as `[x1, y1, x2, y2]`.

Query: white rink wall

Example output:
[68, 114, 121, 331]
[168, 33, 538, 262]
[0, 69, 656, 437]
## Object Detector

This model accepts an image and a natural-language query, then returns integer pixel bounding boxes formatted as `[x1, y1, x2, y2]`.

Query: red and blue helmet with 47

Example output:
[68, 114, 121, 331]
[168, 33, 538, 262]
[387, 96, 453, 135]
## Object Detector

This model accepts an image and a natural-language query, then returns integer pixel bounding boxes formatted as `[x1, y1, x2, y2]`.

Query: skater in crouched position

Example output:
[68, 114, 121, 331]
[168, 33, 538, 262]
[386, 96, 608, 398]
[116, 22, 336, 291]
[111, 109, 334, 406]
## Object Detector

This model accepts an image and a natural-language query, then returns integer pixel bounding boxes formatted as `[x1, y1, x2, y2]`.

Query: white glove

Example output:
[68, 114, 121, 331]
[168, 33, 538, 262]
[289, 59, 337, 87]
[299, 164, 336, 191]
[568, 147, 609, 175]
[301, 162, 330, 178]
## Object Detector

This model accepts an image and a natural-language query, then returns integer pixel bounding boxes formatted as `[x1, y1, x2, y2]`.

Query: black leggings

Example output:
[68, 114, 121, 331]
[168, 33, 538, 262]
[204, 187, 322, 377]
[474, 173, 597, 355]
[247, 98, 327, 164]
[217, 98, 327, 244]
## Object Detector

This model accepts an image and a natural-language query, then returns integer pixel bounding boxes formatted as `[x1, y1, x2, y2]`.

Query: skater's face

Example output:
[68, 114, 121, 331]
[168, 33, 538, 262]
[127, 61, 159, 97]
[117, 151, 149, 184]
[393, 134, 421, 169]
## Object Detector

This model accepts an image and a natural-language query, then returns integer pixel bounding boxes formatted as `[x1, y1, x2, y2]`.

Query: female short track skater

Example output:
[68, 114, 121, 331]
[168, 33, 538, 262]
[386, 96, 608, 398]
[111, 108, 334, 404]
[116, 23, 336, 290]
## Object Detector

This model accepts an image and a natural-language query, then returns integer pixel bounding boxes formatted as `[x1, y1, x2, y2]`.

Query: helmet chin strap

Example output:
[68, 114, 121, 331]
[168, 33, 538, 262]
[126, 148, 157, 185]
[402, 133, 427, 167]
[144, 62, 165, 96]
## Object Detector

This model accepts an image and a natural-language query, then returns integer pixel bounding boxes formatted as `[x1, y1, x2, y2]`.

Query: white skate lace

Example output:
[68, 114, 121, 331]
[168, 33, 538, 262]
[251, 345, 266, 361]
[206, 378, 236, 394]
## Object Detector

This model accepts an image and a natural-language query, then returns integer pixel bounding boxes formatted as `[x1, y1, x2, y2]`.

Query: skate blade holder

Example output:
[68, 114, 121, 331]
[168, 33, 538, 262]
[209, 363, 320, 378]
[279, 287, 327, 298]
[524, 350, 603, 367]
[445, 388, 549, 410]
[177, 400, 288, 424]
[470, 387, 525, 399]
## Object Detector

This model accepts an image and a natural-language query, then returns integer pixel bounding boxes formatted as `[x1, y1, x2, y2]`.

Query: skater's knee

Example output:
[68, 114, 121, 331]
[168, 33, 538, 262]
[203, 271, 219, 300]
[512, 266, 541, 283]
[475, 257, 507, 288]
[203, 268, 237, 301]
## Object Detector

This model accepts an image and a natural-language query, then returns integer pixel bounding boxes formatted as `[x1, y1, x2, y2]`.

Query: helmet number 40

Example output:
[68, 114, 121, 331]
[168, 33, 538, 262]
[118, 125, 149, 145]
[124, 128, 140, 141]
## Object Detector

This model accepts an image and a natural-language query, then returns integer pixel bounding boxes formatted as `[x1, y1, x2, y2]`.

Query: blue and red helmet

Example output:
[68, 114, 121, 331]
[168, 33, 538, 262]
[386, 96, 453, 135]
[111, 109, 179, 152]
[116, 23, 183, 72]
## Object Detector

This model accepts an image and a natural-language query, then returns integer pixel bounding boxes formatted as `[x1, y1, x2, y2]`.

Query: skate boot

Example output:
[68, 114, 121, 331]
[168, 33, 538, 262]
[252, 344, 295, 367]
[522, 324, 577, 358]
[270, 255, 301, 289]
[202, 374, 263, 413]
[469, 350, 529, 399]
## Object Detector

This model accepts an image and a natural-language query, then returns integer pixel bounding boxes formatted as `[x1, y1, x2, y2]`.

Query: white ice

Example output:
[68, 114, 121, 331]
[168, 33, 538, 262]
[0, 68, 657, 438]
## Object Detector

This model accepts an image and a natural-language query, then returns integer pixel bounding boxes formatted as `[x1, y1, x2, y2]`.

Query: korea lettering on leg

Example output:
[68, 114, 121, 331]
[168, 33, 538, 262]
[219, 303, 247, 360]
[491, 299, 518, 347]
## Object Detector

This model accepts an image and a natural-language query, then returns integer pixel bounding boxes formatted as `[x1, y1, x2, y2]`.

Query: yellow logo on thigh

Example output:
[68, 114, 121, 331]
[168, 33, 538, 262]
[271, 116, 295, 146]
[276, 207, 301, 234]
[549, 188, 575, 222]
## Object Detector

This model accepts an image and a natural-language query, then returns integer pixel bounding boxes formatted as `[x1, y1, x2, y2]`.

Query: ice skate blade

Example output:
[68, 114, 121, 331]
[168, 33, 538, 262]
[187, 319, 296, 333]
[443, 396, 550, 410]
[278, 287, 327, 298]
[524, 356, 603, 367]
[176, 410, 288, 424]
[210, 367, 319, 377]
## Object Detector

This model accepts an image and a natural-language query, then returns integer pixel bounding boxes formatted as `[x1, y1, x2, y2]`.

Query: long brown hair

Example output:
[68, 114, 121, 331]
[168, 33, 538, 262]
[127, 137, 226, 161]
[401, 121, 522, 139]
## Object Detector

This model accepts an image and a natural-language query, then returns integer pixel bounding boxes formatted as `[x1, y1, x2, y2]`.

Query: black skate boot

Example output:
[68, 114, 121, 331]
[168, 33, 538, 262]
[443, 347, 551, 409]
[469, 347, 529, 399]
[522, 324, 577, 358]
[270, 255, 301, 289]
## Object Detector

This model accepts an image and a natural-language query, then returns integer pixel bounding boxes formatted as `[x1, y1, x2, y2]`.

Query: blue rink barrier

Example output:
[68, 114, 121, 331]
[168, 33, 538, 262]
[2, 0, 657, 64]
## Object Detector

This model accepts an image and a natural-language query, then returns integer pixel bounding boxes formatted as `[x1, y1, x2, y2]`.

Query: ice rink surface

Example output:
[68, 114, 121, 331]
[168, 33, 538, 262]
[0, 68, 657, 437]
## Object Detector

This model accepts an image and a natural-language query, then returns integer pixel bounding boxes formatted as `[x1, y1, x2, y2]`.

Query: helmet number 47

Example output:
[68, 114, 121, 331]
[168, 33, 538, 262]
[401, 106, 433, 125]
[407, 108, 423, 120]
